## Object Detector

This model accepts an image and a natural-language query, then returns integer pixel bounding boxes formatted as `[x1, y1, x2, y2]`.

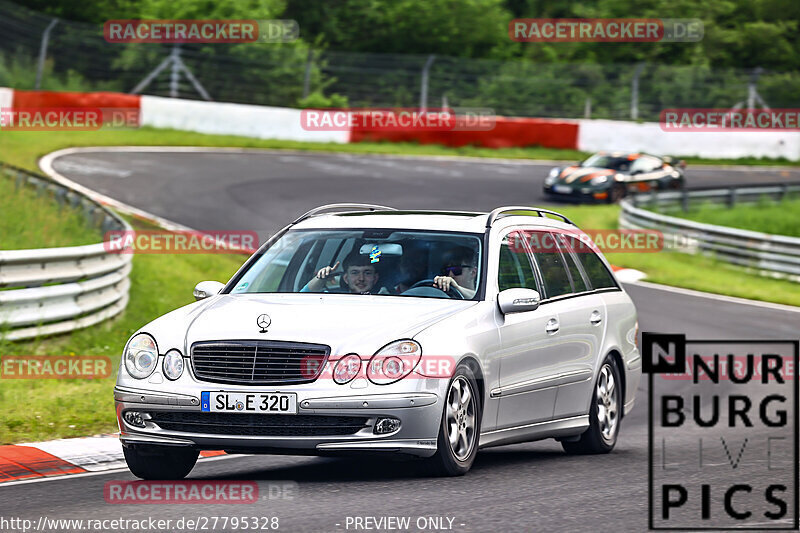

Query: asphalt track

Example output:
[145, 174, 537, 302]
[2, 149, 799, 532]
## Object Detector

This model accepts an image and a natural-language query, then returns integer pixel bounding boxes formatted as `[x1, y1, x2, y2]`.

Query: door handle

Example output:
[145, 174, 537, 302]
[545, 318, 559, 335]
[590, 310, 602, 326]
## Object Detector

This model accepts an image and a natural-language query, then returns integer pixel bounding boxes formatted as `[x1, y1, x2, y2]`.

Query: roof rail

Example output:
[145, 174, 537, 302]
[485, 206, 575, 228]
[292, 203, 397, 224]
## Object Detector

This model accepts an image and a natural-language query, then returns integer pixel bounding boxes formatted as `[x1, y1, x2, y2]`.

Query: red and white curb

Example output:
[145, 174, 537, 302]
[0, 435, 224, 483]
[610, 265, 647, 284]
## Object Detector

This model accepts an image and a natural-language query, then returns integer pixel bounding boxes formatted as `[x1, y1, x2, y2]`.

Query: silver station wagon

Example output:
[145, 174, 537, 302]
[115, 204, 642, 478]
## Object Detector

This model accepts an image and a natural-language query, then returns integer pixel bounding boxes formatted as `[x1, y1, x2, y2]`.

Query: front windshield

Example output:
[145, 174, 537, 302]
[581, 154, 631, 171]
[230, 229, 483, 299]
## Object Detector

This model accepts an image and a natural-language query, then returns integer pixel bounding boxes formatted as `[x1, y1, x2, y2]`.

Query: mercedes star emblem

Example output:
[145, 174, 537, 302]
[256, 313, 271, 333]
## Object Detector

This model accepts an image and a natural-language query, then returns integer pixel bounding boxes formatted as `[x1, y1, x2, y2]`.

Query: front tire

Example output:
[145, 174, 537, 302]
[562, 357, 622, 455]
[123, 445, 199, 480]
[426, 365, 481, 476]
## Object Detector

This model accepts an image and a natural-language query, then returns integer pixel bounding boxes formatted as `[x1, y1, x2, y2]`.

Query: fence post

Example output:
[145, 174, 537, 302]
[728, 187, 736, 208]
[419, 55, 436, 111]
[584, 98, 591, 119]
[35, 18, 59, 90]
[302, 49, 314, 99]
[169, 45, 181, 98]
[630, 62, 645, 120]
[681, 188, 689, 212]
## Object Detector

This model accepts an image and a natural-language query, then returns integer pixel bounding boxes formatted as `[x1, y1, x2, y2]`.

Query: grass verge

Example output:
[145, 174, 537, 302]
[670, 197, 800, 237]
[0, 174, 102, 249]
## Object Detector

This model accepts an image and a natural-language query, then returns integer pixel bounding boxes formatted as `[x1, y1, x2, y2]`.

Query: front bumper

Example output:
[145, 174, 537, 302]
[115, 387, 443, 458]
[543, 184, 610, 203]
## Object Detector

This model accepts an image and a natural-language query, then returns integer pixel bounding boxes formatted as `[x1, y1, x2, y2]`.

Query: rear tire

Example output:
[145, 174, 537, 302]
[668, 178, 684, 190]
[562, 357, 622, 455]
[123, 445, 199, 480]
[608, 183, 626, 203]
[426, 365, 481, 476]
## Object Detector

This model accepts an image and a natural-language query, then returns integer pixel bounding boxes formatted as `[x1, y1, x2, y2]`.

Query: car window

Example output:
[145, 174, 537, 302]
[576, 248, 618, 289]
[629, 155, 661, 174]
[230, 229, 483, 299]
[554, 234, 589, 293]
[498, 232, 538, 292]
[581, 154, 629, 171]
[528, 232, 573, 298]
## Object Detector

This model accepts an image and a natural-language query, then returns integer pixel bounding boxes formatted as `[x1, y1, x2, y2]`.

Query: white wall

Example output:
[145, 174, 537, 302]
[0, 87, 14, 110]
[578, 119, 800, 161]
[140, 96, 350, 144]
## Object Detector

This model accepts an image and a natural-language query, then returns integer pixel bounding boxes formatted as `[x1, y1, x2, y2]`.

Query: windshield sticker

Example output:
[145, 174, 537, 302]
[369, 245, 382, 263]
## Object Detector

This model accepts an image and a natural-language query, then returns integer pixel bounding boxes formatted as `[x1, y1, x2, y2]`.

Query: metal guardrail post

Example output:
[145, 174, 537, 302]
[728, 187, 737, 208]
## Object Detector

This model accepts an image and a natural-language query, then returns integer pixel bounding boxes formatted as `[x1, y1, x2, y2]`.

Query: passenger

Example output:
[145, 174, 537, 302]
[303, 250, 385, 294]
[433, 247, 478, 298]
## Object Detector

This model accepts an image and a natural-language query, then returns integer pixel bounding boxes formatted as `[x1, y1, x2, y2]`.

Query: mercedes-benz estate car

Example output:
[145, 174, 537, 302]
[115, 204, 642, 478]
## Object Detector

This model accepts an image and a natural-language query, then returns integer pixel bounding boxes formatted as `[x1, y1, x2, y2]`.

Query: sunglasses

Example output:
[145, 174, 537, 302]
[443, 265, 476, 276]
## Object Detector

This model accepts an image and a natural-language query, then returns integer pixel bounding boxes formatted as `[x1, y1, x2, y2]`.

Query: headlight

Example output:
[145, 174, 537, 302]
[367, 340, 422, 385]
[124, 333, 158, 379]
[590, 175, 609, 186]
[163, 350, 184, 380]
[545, 168, 560, 185]
[333, 354, 362, 384]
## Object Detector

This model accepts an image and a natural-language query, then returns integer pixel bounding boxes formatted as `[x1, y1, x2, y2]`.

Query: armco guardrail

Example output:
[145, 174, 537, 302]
[0, 164, 132, 341]
[619, 183, 800, 281]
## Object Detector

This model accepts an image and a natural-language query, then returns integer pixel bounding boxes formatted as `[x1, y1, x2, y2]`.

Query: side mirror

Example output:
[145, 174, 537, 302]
[193, 281, 225, 301]
[497, 288, 541, 314]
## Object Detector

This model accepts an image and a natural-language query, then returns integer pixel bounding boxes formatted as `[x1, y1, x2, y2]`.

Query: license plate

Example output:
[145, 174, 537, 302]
[201, 392, 297, 414]
[553, 185, 572, 194]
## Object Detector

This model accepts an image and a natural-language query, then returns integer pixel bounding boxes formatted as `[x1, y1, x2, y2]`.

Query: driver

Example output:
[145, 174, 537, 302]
[302, 250, 386, 294]
[433, 247, 478, 299]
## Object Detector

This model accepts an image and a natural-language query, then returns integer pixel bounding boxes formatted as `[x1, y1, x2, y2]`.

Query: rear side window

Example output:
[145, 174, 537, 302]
[528, 233, 572, 298]
[557, 236, 589, 293]
[498, 233, 538, 292]
[576, 248, 617, 289]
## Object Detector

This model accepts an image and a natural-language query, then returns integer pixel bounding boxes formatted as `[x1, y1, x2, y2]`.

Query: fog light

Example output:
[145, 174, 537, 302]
[374, 417, 401, 435]
[124, 411, 146, 428]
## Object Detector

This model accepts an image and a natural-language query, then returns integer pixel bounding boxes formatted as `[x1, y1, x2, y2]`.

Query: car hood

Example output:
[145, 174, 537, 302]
[141, 293, 478, 356]
[557, 166, 616, 187]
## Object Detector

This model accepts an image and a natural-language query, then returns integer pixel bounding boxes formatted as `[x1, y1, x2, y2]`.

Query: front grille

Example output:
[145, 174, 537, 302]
[191, 340, 330, 385]
[149, 412, 369, 437]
